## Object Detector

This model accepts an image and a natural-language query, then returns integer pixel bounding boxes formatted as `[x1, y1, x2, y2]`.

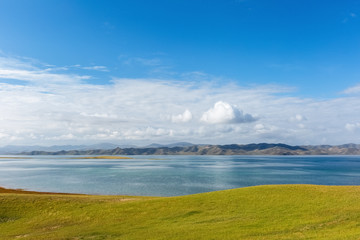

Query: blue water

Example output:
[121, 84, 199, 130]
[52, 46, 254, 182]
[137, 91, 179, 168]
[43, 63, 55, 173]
[1, 155, 360, 196]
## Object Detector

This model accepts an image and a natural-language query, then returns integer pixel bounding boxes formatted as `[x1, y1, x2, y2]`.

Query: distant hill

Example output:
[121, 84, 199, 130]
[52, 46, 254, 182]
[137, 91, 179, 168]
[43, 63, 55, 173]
[144, 142, 195, 148]
[19, 143, 360, 155]
[0, 142, 197, 155]
[0, 143, 128, 154]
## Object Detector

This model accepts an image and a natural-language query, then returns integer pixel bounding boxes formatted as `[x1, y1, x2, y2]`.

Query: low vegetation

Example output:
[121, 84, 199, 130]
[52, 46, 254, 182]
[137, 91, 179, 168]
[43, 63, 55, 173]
[1, 185, 360, 239]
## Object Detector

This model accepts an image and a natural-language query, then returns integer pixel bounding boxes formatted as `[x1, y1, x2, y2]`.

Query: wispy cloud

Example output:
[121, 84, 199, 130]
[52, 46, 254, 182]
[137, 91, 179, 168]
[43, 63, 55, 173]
[342, 84, 360, 94]
[102, 21, 116, 34]
[0, 68, 90, 84]
[267, 63, 303, 71]
[123, 57, 162, 66]
[81, 65, 109, 72]
[0, 55, 106, 84]
[120, 55, 177, 77]
[343, 12, 357, 23]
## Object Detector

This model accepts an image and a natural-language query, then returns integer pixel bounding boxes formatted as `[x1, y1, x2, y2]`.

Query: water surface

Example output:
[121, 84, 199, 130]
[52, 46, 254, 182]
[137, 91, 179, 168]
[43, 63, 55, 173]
[0, 155, 360, 196]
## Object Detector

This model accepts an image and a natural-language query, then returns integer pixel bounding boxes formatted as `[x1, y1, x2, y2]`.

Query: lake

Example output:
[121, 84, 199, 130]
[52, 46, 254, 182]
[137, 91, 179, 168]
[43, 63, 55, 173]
[1, 155, 360, 196]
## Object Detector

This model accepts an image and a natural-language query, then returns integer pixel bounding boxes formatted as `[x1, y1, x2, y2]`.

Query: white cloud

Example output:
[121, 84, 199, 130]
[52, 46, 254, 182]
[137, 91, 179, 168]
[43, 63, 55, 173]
[171, 109, 192, 123]
[200, 101, 256, 124]
[253, 123, 279, 134]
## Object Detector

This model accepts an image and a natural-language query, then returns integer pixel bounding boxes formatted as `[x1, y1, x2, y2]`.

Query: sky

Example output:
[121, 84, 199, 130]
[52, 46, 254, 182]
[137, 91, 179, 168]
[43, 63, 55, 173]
[0, 0, 360, 146]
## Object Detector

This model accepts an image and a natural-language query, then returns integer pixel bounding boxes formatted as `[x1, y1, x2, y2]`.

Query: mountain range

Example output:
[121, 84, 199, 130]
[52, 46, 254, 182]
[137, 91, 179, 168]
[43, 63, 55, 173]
[0, 142, 193, 154]
[14, 143, 360, 155]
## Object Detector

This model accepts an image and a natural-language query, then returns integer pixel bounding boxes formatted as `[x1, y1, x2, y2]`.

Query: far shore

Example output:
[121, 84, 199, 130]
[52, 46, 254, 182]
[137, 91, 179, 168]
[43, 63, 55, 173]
[74, 156, 133, 159]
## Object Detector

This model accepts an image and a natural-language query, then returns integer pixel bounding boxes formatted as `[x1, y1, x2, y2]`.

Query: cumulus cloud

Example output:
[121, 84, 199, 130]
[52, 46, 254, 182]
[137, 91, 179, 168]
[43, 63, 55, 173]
[171, 109, 192, 123]
[200, 101, 256, 124]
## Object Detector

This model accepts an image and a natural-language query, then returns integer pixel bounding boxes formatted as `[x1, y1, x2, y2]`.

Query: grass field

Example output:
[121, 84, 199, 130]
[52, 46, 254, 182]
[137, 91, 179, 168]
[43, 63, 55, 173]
[1, 185, 360, 239]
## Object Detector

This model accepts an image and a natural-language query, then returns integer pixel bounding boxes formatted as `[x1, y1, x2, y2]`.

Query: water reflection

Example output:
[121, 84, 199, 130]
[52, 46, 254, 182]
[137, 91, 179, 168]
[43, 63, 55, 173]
[0, 155, 359, 196]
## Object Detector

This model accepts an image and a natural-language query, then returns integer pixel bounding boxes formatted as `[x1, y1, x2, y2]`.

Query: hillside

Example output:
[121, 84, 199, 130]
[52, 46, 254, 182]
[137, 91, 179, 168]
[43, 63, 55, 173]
[1, 185, 360, 239]
[21, 143, 360, 155]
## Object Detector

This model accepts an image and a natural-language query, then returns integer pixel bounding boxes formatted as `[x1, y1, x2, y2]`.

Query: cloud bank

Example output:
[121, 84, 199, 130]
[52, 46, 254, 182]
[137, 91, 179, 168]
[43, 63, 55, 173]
[1, 54, 360, 146]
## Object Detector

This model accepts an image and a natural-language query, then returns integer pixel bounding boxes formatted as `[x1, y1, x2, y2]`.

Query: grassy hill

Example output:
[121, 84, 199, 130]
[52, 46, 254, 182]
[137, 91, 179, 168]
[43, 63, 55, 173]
[1, 185, 360, 239]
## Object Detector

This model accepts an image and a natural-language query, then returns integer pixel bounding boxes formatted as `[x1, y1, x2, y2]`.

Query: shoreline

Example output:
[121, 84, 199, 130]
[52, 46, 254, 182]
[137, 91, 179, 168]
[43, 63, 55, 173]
[2, 184, 360, 197]
[0, 186, 85, 195]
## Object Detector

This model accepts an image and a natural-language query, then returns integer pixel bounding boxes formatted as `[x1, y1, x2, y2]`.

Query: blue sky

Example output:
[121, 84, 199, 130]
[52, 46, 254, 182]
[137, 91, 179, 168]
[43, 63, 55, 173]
[1, 0, 360, 95]
[0, 0, 360, 146]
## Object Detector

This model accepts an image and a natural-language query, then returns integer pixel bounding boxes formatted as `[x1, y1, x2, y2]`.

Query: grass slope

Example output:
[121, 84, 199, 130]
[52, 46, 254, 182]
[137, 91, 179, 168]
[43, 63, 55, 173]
[1, 185, 360, 239]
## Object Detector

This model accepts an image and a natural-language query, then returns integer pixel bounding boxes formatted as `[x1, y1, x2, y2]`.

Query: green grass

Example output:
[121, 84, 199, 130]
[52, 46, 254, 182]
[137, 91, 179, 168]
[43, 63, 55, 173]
[1, 185, 360, 239]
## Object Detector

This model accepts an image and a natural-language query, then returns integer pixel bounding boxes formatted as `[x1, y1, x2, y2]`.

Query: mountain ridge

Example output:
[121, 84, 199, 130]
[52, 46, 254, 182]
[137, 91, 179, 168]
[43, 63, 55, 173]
[0, 142, 196, 154]
[18, 143, 360, 155]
